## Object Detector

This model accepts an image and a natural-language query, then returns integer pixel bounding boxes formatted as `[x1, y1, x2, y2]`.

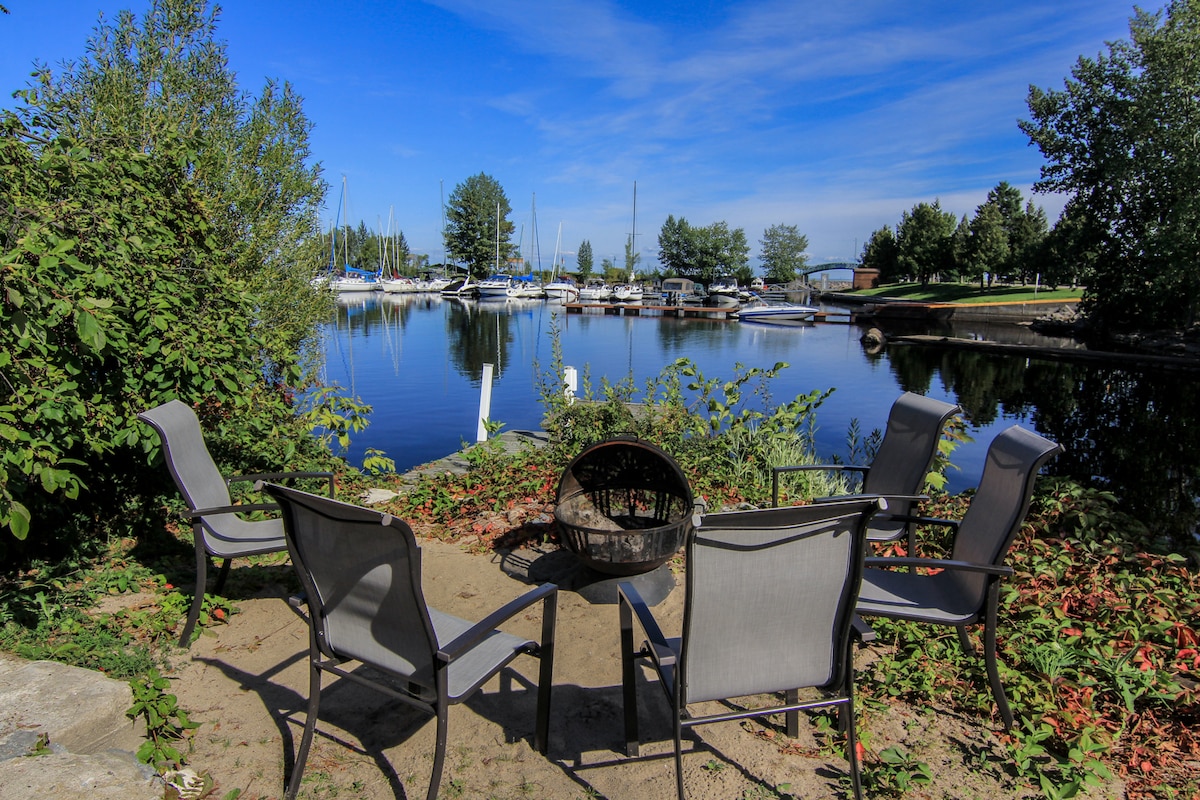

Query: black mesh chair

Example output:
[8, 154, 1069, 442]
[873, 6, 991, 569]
[772, 391, 961, 553]
[619, 498, 884, 800]
[856, 425, 1062, 729]
[261, 483, 557, 800]
[138, 399, 333, 646]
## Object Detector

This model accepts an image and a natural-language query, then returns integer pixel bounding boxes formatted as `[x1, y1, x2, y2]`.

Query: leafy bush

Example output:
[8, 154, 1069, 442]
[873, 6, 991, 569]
[0, 116, 337, 557]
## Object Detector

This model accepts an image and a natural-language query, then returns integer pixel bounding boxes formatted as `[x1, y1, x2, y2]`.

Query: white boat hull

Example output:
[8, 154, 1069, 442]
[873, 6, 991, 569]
[735, 304, 819, 322]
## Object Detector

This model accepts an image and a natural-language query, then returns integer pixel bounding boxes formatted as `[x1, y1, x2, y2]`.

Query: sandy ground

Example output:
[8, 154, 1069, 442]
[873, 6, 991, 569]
[166, 540, 1124, 800]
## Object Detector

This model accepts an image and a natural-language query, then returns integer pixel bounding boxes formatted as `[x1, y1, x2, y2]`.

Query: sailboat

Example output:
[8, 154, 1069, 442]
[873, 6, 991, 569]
[543, 222, 578, 300]
[328, 177, 380, 292]
[612, 182, 644, 303]
[507, 193, 546, 299]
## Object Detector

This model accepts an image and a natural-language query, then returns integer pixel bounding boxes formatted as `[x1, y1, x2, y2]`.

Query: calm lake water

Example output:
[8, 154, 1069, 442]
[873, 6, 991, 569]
[320, 292, 1200, 541]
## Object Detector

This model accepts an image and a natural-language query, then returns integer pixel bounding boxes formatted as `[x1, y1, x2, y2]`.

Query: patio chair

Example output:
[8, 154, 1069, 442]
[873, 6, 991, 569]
[855, 425, 1062, 730]
[261, 483, 557, 800]
[619, 498, 884, 800]
[771, 391, 961, 553]
[138, 399, 334, 647]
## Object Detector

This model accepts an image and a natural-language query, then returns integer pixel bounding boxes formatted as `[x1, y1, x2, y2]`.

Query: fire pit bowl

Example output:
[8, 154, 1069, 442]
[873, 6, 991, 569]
[554, 437, 695, 576]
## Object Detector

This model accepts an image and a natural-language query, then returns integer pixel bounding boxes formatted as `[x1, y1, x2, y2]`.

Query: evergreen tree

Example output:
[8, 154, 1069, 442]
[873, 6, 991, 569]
[577, 239, 593, 280]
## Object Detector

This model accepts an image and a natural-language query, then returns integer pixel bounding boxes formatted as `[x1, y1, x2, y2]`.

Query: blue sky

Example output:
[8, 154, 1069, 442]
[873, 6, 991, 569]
[2, 1, 1138, 270]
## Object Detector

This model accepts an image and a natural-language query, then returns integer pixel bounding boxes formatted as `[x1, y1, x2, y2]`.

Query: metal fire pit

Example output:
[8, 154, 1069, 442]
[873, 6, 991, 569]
[554, 437, 694, 577]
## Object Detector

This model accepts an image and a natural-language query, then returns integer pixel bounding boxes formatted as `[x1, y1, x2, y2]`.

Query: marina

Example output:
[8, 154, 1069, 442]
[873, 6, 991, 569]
[320, 292, 1200, 539]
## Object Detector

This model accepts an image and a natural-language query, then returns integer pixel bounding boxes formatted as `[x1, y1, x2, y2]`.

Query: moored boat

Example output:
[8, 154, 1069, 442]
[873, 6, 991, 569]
[578, 278, 613, 303]
[734, 298, 819, 323]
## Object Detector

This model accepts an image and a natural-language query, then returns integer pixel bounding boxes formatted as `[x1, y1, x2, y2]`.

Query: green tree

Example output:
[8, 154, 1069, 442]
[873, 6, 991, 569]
[577, 239, 593, 280]
[949, 214, 972, 281]
[20, 0, 328, 378]
[759, 223, 809, 284]
[861, 226, 900, 282]
[444, 172, 514, 279]
[1021, 0, 1200, 330]
[896, 201, 957, 285]
[967, 203, 1010, 287]
[656, 215, 694, 276]
[656, 217, 749, 283]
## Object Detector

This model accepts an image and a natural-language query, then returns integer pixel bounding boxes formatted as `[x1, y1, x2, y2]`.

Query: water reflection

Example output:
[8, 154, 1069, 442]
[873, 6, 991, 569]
[319, 295, 1199, 543]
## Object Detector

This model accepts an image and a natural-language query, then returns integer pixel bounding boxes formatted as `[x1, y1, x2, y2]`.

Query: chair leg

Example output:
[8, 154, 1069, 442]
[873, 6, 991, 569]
[673, 712, 685, 800]
[534, 593, 557, 754]
[785, 689, 800, 738]
[845, 698, 862, 800]
[982, 590, 1014, 730]
[212, 557, 232, 595]
[178, 540, 208, 647]
[285, 661, 323, 800]
[426, 693, 450, 800]
[619, 596, 641, 758]
[956, 624, 975, 656]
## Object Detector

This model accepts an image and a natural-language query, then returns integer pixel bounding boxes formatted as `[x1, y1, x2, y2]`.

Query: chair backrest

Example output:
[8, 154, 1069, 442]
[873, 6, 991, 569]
[680, 499, 880, 705]
[862, 392, 961, 496]
[948, 425, 1062, 603]
[262, 483, 438, 676]
[138, 400, 231, 514]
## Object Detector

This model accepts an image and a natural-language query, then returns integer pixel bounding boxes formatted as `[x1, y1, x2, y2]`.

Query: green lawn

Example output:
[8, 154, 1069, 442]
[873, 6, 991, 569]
[846, 282, 1082, 304]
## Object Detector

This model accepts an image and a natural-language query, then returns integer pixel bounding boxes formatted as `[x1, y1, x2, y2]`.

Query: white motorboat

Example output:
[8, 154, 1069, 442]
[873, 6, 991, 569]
[477, 273, 514, 298]
[612, 283, 644, 303]
[440, 275, 478, 297]
[506, 276, 545, 298]
[734, 299, 819, 323]
[708, 276, 742, 307]
[578, 278, 613, 302]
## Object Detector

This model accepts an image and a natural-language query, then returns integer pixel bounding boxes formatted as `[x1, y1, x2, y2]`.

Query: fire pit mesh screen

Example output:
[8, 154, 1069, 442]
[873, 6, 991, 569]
[554, 437, 694, 576]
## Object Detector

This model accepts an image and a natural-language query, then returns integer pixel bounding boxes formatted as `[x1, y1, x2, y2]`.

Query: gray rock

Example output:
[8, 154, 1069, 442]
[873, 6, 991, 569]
[0, 658, 145, 759]
[0, 750, 160, 800]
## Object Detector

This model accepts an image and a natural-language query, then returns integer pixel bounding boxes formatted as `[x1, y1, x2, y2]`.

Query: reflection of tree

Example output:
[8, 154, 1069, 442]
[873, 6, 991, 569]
[885, 342, 1200, 543]
[653, 319, 730, 353]
[445, 302, 514, 381]
[1033, 366, 1200, 544]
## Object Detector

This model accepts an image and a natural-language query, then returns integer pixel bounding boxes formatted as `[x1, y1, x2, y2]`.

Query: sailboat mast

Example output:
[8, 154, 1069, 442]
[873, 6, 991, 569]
[530, 192, 539, 276]
[630, 180, 638, 281]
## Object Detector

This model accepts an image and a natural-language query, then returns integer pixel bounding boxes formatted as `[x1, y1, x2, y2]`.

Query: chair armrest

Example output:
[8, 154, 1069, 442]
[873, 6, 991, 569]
[773, 464, 868, 475]
[851, 613, 877, 644]
[617, 582, 676, 668]
[864, 556, 1013, 577]
[882, 514, 960, 531]
[190, 502, 279, 518]
[232, 471, 336, 497]
[437, 582, 557, 663]
[772, 464, 868, 506]
[813, 493, 928, 506]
